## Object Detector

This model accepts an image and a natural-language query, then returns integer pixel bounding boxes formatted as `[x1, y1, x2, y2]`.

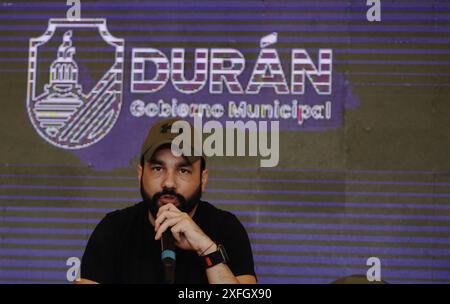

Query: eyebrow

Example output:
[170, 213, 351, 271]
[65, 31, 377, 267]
[176, 160, 192, 168]
[149, 159, 164, 166]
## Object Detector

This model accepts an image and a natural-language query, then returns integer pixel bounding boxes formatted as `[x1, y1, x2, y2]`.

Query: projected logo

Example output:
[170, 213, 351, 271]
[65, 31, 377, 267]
[26, 19, 124, 149]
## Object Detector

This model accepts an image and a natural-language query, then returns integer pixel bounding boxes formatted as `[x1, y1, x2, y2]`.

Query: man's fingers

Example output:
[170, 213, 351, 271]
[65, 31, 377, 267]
[170, 220, 188, 243]
[154, 210, 180, 231]
[156, 203, 181, 218]
[154, 216, 182, 240]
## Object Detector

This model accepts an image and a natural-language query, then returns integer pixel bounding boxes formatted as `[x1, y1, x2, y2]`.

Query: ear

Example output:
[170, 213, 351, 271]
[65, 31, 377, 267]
[137, 163, 143, 184]
[200, 168, 209, 192]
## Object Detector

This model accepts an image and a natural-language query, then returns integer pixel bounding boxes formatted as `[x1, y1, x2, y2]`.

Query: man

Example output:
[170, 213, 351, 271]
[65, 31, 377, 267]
[78, 118, 257, 284]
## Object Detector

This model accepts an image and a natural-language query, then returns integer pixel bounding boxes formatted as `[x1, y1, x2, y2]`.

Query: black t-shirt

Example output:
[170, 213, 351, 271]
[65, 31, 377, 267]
[81, 201, 256, 283]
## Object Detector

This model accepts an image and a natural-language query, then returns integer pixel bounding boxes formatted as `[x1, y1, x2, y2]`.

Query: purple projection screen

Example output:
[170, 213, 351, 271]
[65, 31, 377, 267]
[0, 0, 450, 284]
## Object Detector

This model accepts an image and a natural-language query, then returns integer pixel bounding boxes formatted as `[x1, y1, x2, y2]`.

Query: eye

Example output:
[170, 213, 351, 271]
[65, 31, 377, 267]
[179, 168, 191, 175]
[151, 166, 163, 172]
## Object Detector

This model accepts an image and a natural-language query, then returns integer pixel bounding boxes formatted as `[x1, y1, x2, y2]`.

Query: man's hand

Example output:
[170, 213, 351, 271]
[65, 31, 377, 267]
[154, 203, 215, 255]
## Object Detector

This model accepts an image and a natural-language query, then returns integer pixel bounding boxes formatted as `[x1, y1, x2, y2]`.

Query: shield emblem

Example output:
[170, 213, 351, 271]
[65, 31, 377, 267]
[26, 18, 124, 149]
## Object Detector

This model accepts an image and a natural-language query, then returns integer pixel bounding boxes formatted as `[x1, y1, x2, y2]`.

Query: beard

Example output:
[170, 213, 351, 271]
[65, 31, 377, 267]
[140, 179, 202, 218]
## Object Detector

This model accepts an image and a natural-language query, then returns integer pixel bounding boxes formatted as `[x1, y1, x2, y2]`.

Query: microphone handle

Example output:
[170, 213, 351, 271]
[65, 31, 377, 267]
[161, 230, 176, 284]
[162, 230, 176, 252]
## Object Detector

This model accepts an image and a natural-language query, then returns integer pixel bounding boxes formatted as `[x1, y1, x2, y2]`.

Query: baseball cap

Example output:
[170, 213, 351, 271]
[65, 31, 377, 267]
[140, 118, 204, 165]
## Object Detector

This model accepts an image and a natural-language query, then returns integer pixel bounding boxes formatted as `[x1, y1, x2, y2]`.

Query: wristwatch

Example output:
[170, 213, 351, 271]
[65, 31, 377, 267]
[202, 244, 229, 268]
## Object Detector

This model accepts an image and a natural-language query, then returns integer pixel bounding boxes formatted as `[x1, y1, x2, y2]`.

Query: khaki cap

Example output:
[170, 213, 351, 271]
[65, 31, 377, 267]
[140, 118, 204, 164]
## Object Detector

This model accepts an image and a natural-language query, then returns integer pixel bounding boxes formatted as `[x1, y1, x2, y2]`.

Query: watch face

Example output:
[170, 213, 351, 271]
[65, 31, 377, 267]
[218, 245, 229, 263]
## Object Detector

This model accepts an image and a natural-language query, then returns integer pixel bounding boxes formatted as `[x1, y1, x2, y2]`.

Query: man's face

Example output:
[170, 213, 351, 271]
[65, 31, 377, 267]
[138, 148, 208, 218]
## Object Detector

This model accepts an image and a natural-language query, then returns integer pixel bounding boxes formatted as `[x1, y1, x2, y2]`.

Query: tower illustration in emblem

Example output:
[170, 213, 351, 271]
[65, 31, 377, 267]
[33, 30, 85, 137]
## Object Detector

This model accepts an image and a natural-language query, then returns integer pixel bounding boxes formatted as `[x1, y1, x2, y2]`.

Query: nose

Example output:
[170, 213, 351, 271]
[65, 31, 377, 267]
[162, 169, 176, 190]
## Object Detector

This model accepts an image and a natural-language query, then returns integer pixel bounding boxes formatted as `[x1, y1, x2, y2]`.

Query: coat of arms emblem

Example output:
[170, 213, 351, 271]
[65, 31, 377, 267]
[26, 19, 124, 149]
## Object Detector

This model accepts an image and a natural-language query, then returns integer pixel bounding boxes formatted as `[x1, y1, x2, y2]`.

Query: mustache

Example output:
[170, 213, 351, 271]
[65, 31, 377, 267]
[152, 188, 187, 205]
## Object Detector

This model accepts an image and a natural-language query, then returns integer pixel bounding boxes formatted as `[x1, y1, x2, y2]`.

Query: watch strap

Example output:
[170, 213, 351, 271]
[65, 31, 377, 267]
[203, 244, 228, 268]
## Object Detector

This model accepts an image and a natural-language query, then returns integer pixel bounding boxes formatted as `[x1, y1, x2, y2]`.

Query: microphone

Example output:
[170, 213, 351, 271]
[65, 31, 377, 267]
[161, 230, 176, 284]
